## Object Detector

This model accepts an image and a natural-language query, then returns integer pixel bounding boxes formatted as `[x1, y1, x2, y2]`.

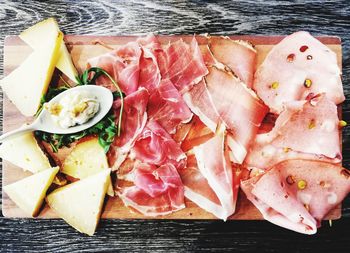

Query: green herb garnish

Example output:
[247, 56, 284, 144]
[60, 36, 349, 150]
[35, 67, 124, 153]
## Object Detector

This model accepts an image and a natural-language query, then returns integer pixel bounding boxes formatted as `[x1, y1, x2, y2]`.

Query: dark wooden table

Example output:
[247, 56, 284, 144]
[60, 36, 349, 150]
[1, 0, 350, 252]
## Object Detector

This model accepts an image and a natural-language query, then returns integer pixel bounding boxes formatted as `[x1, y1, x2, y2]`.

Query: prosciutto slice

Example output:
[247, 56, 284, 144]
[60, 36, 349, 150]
[158, 37, 208, 93]
[87, 42, 142, 95]
[108, 88, 149, 170]
[131, 120, 186, 169]
[148, 79, 193, 134]
[205, 67, 269, 163]
[209, 36, 257, 88]
[254, 31, 344, 114]
[241, 160, 350, 234]
[193, 125, 236, 219]
[118, 163, 185, 216]
[245, 94, 341, 170]
[178, 152, 228, 219]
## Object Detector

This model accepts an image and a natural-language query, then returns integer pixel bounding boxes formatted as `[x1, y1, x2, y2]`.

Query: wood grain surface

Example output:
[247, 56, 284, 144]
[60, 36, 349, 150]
[1, 0, 350, 252]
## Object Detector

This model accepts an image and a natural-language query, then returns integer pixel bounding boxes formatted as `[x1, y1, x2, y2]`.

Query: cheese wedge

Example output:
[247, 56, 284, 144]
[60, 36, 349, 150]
[1, 30, 62, 116]
[62, 137, 114, 196]
[4, 167, 59, 216]
[46, 168, 111, 236]
[19, 18, 78, 82]
[0, 132, 51, 173]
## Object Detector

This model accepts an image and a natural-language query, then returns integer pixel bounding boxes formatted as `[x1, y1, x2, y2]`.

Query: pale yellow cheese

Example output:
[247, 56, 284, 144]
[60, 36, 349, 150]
[0, 30, 62, 116]
[0, 132, 51, 173]
[19, 17, 78, 82]
[46, 168, 111, 236]
[62, 137, 114, 196]
[4, 167, 59, 216]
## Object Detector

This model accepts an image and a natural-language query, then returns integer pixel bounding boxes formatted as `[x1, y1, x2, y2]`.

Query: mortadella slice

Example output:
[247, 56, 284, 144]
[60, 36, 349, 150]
[254, 31, 344, 114]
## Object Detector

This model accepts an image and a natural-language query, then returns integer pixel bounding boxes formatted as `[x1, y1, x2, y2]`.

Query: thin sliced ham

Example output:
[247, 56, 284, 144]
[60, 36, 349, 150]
[193, 125, 235, 219]
[158, 37, 208, 93]
[209, 36, 257, 88]
[205, 67, 269, 163]
[148, 79, 193, 134]
[118, 163, 185, 216]
[87, 42, 141, 95]
[241, 160, 350, 234]
[183, 79, 220, 132]
[254, 31, 344, 114]
[245, 94, 341, 170]
[108, 88, 149, 170]
[131, 120, 186, 169]
[178, 152, 228, 219]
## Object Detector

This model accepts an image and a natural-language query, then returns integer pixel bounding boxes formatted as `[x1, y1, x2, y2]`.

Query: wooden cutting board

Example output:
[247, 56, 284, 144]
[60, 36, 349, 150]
[2, 35, 342, 220]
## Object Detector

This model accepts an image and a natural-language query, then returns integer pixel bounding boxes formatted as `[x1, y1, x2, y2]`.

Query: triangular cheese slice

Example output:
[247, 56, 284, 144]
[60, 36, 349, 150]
[1, 29, 62, 116]
[0, 132, 51, 173]
[4, 167, 59, 216]
[46, 168, 111, 236]
[19, 18, 78, 82]
[62, 137, 114, 196]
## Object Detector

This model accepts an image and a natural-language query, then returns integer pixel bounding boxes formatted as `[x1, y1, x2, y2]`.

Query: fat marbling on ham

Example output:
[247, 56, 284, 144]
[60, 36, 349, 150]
[254, 31, 344, 114]
[131, 120, 186, 170]
[118, 163, 185, 216]
[245, 94, 341, 170]
[148, 79, 193, 134]
[108, 88, 149, 170]
[208, 36, 257, 88]
[241, 160, 350, 234]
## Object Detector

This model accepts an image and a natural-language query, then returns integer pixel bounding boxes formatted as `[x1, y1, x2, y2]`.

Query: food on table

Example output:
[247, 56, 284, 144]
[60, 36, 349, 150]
[118, 163, 185, 216]
[19, 18, 78, 83]
[254, 31, 344, 114]
[0, 132, 51, 173]
[45, 90, 99, 129]
[148, 79, 193, 134]
[208, 36, 257, 88]
[0, 27, 62, 116]
[241, 160, 350, 234]
[193, 125, 236, 219]
[46, 168, 111, 236]
[62, 137, 113, 196]
[1, 17, 348, 235]
[4, 167, 59, 216]
[107, 88, 149, 170]
[245, 94, 341, 170]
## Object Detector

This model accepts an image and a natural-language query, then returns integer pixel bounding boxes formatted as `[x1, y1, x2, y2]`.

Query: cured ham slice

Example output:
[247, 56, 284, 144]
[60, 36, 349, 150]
[183, 79, 219, 132]
[158, 37, 208, 93]
[245, 94, 341, 170]
[118, 163, 185, 216]
[87, 42, 141, 95]
[241, 160, 350, 234]
[108, 88, 149, 170]
[193, 125, 236, 219]
[131, 120, 186, 169]
[178, 153, 228, 219]
[209, 36, 257, 88]
[148, 79, 193, 134]
[254, 31, 344, 114]
[205, 67, 269, 163]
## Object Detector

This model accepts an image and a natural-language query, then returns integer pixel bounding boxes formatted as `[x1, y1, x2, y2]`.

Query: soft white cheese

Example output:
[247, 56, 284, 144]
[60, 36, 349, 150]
[46, 91, 99, 128]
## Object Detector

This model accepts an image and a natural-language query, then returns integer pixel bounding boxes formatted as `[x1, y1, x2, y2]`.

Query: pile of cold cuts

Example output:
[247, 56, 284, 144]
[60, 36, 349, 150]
[88, 31, 349, 234]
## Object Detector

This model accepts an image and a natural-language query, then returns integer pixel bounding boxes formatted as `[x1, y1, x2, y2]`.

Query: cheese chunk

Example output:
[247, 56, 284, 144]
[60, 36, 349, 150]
[46, 168, 111, 236]
[19, 18, 78, 82]
[4, 167, 59, 216]
[62, 137, 114, 196]
[0, 132, 51, 173]
[1, 30, 62, 116]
